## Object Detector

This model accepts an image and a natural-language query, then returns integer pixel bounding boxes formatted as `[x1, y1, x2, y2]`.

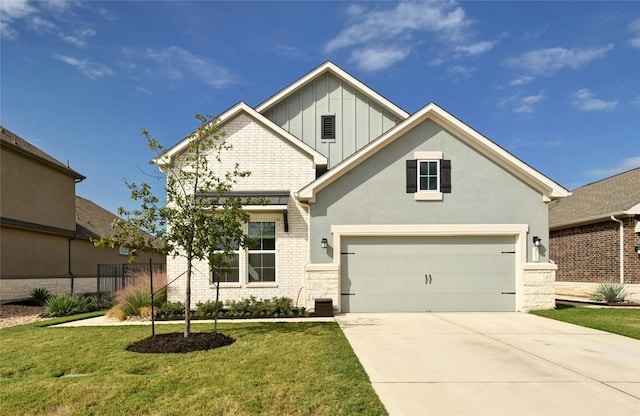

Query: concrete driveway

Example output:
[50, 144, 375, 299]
[335, 313, 640, 416]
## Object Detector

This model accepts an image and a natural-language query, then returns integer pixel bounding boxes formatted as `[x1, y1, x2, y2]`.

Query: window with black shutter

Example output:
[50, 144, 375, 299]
[406, 157, 451, 198]
[321, 115, 335, 140]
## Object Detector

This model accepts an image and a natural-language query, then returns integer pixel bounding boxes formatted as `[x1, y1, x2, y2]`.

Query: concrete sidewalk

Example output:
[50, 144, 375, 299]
[335, 313, 640, 416]
[53, 315, 335, 326]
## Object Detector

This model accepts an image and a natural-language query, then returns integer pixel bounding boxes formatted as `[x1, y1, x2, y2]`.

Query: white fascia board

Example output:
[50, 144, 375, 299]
[154, 102, 327, 168]
[256, 61, 409, 121]
[297, 103, 569, 203]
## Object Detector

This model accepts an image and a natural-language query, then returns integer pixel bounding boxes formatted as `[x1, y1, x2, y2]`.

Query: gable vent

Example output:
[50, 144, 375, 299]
[321, 115, 335, 140]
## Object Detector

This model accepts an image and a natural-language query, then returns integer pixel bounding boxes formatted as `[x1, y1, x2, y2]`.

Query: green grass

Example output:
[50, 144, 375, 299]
[0, 320, 385, 416]
[531, 305, 640, 339]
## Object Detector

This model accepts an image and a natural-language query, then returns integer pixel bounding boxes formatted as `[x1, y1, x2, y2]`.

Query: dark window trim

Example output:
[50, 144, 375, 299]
[321, 115, 336, 140]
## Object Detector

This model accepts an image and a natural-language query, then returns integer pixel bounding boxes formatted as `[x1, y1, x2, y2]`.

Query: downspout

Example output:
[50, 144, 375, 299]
[610, 216, 624, 284]
[68, 236, 76, 294]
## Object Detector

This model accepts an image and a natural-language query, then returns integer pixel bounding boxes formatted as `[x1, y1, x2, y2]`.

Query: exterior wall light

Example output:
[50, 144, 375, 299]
[635, 246, 640, 255]
[321, 238, 328, 249]
[533, 236, 541, 246]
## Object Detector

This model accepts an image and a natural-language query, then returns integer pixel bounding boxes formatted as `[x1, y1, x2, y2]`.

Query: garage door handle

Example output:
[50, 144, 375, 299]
[425, 274, 432, 284]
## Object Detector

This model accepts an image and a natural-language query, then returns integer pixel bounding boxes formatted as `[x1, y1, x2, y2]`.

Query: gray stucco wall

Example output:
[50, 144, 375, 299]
[309, 119, 550, 263]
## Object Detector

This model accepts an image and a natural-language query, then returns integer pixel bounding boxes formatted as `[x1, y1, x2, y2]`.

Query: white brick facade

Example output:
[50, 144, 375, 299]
[166, 113, 316, 308]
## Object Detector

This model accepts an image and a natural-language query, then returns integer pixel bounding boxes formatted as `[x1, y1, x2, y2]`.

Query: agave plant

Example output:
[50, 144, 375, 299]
[589, 281, 627, 304]
[29, 287, 52, 306]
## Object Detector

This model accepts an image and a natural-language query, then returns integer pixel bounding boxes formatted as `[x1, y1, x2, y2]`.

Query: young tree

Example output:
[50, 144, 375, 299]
[96, 114, 250, 337]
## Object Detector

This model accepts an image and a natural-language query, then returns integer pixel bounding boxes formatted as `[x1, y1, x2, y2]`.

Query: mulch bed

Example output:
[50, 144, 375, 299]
[127, 332, 235, 354]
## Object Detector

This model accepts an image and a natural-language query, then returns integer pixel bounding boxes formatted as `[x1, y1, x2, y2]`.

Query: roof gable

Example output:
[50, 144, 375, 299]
[549, 167, 640, 228]
[256, 61, 409, 121]
[297, 102, 569, 203]
[157, 102, 327, 167]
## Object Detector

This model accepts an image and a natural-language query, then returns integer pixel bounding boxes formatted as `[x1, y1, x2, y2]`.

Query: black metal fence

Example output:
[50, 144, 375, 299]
[97, 263, 166, 297]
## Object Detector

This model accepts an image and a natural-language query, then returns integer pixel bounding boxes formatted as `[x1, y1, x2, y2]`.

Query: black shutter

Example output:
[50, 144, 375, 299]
[406, 160, 417, 193]
[440, 159, 451, 193]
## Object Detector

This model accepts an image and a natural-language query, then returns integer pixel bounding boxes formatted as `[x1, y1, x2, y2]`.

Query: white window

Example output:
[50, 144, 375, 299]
[247, 221, 276, 282]
[418, 160, 440, 192]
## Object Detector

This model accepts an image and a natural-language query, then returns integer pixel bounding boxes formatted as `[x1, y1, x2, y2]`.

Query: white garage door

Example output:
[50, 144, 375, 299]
[340, 235, 516, 312]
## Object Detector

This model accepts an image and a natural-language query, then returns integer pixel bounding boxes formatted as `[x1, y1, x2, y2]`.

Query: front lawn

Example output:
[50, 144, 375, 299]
[0, 321, 386, 416]
[531, 305, 640, 339]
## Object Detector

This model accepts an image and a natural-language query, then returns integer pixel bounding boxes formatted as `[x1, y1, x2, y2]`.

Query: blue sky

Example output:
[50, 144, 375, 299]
[2, 0, 639, 216]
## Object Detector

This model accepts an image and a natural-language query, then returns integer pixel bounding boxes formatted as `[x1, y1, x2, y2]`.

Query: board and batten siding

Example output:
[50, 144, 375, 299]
[263, 74, 400, 168]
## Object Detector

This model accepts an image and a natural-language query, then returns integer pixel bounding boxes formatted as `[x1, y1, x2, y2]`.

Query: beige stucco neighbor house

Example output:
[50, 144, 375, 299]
[161, 62, 569, 313]
[550, 168, 640, 302]
[0, 126, 164, 303]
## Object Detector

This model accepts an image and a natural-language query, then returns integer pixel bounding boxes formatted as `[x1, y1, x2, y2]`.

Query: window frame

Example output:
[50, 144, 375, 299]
[417, 159, 440, 192]
[247, 221, 276, 283]
[321, 115, 336, 141]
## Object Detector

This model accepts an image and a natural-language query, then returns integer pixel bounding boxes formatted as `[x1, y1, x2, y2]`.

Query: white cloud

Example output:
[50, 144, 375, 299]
[60, 27, 96, 47]
[448, 65, 477, 77]
[143, 46, 238, 89]
[0, 0, 34, 38]
[56, 55, 113, 78]
[29, 16, 56, 32]
[588, 156, 640, 178]
[0, 0, 34, 19]
[350, 47, 411, 72]
[454, 40, 497, 56]
[324, 1, 492, 72]
[514, 93, 544, 114]
[506, 44, 614, 84]
[629, 19, 640, 48]
[500, 92, 544, 114]
[572, 89, 618, 111]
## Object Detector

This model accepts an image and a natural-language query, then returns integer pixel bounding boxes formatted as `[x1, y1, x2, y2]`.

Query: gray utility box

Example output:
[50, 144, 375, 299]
[314, 298, 334, 317]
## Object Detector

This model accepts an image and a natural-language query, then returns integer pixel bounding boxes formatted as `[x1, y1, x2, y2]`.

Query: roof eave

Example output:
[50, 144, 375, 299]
[256, 61, 410, 121]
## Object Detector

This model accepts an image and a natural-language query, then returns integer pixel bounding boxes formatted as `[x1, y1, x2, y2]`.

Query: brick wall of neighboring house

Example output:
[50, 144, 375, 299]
[551, 217, 639, 284]
[625, 219, 640, 284]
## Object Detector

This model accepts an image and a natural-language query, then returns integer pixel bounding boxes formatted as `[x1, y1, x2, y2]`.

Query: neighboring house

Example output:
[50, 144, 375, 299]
[0, 126, 164, 303]
[160, 62, 569, 313]
[549, 168, 640, 302]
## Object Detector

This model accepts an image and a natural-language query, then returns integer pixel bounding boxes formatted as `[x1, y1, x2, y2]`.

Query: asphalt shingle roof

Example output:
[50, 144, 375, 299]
[549, 167, 640, 228]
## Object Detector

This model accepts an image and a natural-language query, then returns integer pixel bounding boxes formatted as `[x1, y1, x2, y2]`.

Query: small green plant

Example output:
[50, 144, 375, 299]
[158, 301, 186, 319]
[43, 294, 91, 317]
[29, 287, 52, 306]
[195, 300, 224, 318]
[589, 281, 627, 303]
[84, 293, 113, 310]
[121, 289, 152, 317]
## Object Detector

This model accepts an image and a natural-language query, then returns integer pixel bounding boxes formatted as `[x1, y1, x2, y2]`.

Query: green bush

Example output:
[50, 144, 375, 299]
[121, 290, 151, 317]
[223, 296, 299, 318]
[590, 281, 627, 303]
[29, 287, 52, 306]
[43, 294, 91, 317]
[158, 301, 186, 319]
[195, 300, 224, 318]
[83, 293, 113, 310]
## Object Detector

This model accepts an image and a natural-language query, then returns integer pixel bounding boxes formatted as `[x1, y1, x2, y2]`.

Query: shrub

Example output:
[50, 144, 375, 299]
[158, 301, 185, 319]
[43, 294, 91, 317]
[84, 293, 113, 310]
[223, 296, 298, 318]
[29, 287, 52, 306]
[111, 271, 168, 319]
[106, 305, 127, 321]
[590, 281, 627, 303]
[195, 300, 224, 318]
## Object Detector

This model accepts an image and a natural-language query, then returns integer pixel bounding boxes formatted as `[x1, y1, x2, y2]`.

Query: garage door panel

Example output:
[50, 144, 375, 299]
[341, 236, 515, 312]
